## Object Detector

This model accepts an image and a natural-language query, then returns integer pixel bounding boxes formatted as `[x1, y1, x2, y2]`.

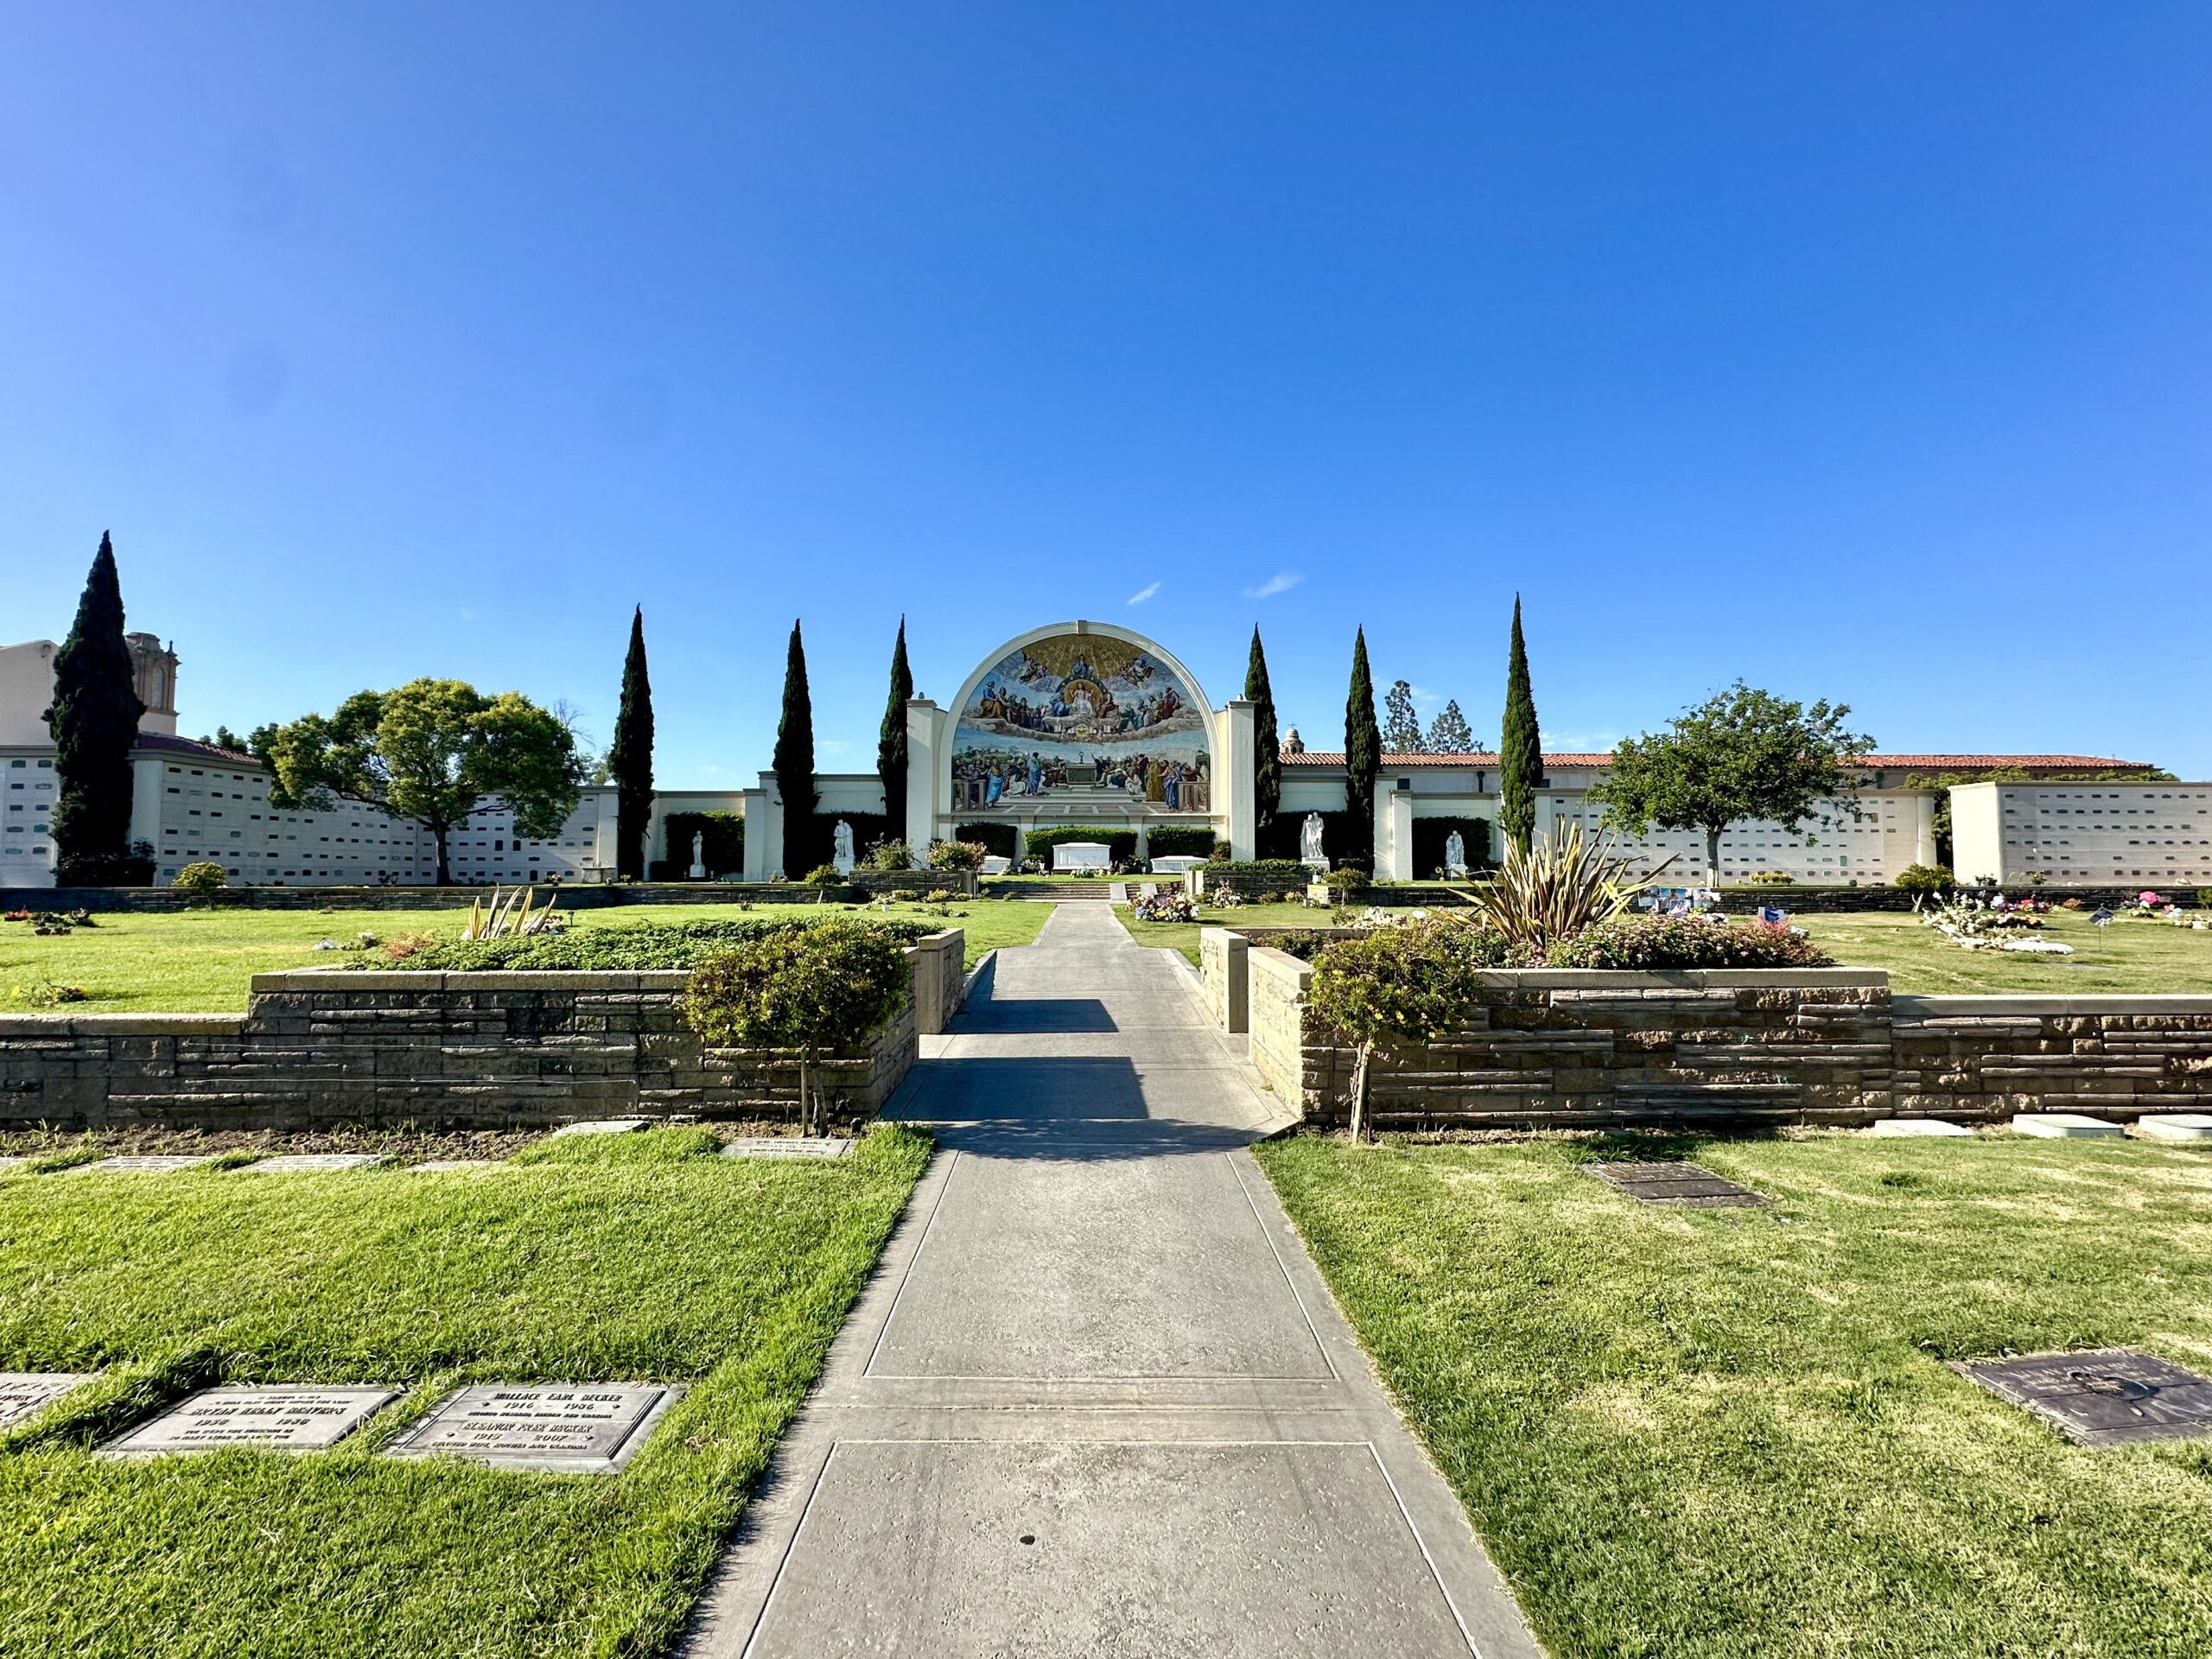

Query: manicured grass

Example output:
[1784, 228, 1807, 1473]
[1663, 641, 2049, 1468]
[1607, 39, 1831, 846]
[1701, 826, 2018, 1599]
[1796, 906, 2212, 994]
[0, 1125, 931, 1657]
[1259, 1129, 2212, 1658]
[0, 900, 1049, 1012]
[1115, 899, 2212, 991]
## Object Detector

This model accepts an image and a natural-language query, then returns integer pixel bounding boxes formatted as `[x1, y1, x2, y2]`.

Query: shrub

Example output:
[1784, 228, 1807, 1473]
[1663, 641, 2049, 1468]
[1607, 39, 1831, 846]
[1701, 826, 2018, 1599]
[1204, 861, 1309, 880]
[392, 916, 931, 972]
[1307, 920, 1490, 1140]
[682, 918, 912, 1132]
[804, 864, 846, 889]
[171, 861, 229, 897]
[1745, 871, 1795, 886]
[1465, 823, 1647, 951]
[1893, 864, 1954, 895]
[2197, 887, 2212, 910]
[1545, 912, 1834, 970]
[863, 837, 912, 873]
[1209, 841, 1232, 863]
[1324, 866, 1371, 896]
[927, 839, 985, 872]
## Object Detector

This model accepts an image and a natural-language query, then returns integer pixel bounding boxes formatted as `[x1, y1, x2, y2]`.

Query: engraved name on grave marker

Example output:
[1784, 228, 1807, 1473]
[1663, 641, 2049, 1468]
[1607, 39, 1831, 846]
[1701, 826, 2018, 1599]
[384, 1383, 681, 1474]
[101, 1386, 397, 1457]
[0, 1373, 92, 1431]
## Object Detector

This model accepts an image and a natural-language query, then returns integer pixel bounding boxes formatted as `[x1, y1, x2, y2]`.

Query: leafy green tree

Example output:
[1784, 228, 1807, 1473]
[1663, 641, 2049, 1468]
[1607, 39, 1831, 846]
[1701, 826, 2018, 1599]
[682, 919, 911, 1135]
[48, 533, 148, 884]
[1499, 596, 1541, 855]
[1425, 700, 1474, 754]
[1244, 626, 1281, 842]
[253, 678, 585, 885]
[772, 620, 817, 880]
[877, 617, 913, 849]
[608, 607, 654, 880]
[1382, 679, 1425, 753]
[1307, 921, 1486, 1141]
[1343, 626, 1381, 862]
[1590, 682, 1876, 885]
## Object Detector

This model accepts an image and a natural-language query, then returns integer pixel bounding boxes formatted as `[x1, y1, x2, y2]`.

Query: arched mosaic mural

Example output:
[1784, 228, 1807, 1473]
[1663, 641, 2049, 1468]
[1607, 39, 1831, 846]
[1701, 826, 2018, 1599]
[950, 630, 1211, 813]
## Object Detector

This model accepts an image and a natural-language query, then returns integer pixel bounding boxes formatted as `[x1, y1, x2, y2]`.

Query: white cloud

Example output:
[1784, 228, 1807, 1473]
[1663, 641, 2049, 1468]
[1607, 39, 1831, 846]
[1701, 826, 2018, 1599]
[1241, 571, 1302, 599]
[1127, 581, 1160, 606]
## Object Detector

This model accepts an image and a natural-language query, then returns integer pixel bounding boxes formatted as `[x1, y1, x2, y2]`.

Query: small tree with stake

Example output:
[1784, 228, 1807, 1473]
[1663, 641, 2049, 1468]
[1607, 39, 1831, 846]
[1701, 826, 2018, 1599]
[683, 921, 910, 1135]
[1306, 923, 1485, 1143]
[1590, 682, 1875, 886]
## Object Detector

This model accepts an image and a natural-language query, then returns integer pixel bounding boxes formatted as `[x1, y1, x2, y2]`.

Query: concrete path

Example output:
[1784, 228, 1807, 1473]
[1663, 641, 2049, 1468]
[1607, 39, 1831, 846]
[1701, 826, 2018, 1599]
[682, 903, 1542, 1658]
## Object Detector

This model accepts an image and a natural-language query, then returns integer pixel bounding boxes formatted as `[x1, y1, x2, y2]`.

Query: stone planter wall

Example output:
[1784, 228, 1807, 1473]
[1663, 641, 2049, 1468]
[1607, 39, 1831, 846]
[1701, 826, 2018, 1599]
[1891, 996, 2212, 1122]
[0, 931, 962, 1132]
[1232, 953, 2212, 1129]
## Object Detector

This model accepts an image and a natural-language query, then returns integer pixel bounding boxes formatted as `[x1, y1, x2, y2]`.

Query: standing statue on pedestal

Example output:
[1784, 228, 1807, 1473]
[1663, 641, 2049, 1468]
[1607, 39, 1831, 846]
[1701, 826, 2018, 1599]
[688, 831, 706, 880]
[833, 818, 855, 876]
[1445, 830, 1466, 878]
[1301, 812, 1326, 870]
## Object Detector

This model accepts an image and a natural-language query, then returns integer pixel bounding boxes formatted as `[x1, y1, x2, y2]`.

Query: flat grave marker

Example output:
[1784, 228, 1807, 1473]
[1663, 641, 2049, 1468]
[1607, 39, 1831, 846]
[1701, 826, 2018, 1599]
[408, 1160, 508, 1173]
[1586, 1161, 1769, 1208]
[721, 1137, 853, 1161]
[0, 1373, 92, 1431]
[245, 1154, 388, 1173]
[1868, 1119, 1974, 1138]
[2134, 1114, 2212, 1142]
[1956, 1349, 2212, 1446]
[550, 1118, 651, 1138]
[101, 1386, 397, 1458]
[66, 1155, 215, 1175]
[382, 1382, 681, 1474]
[2012, 1113, 2125, 1140]
[0, 1156, 29, 1175]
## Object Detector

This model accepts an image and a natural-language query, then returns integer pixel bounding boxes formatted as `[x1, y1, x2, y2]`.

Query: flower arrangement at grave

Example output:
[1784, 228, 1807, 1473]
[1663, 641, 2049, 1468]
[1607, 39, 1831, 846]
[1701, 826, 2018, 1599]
[1133, 892, 1196, 923]
[1914, 891, 2073, 953]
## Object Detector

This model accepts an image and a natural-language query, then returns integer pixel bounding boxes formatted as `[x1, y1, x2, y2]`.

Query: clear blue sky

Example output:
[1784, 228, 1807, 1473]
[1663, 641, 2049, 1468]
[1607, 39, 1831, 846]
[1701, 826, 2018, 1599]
[4, 3, 2207, 782]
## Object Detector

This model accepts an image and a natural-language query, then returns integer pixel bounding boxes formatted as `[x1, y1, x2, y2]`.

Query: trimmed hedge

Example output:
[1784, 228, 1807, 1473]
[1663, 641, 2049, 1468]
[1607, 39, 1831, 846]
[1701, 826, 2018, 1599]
[383, 916, 935, 972]
[1543, 912, 1834, 970]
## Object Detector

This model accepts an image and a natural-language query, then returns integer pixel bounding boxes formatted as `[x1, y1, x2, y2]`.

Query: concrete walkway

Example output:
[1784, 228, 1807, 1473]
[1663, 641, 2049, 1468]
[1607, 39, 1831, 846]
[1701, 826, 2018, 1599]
[682, 903, 1542, 1658]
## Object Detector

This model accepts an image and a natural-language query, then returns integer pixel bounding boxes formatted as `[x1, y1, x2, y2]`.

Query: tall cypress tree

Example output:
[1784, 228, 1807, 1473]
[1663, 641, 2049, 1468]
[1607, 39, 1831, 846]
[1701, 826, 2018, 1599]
[1499, 595, 1542, 855]
[772, 620, 817, 878]
[608, 607, 654, 880]
[49, 532, 146, 884]
[877, 617, 912, 848]
[1245, 626, 1281, 851]
[1344, 626, 1382, 862]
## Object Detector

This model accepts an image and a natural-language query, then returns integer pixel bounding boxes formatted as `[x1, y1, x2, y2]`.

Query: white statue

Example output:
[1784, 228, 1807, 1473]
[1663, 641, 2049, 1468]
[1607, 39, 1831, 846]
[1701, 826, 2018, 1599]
[833, 818, 855, 876]
[1445, 830, 1466, 877]
[688, 831, 706, 880]
[1300, 812, 1325, 869]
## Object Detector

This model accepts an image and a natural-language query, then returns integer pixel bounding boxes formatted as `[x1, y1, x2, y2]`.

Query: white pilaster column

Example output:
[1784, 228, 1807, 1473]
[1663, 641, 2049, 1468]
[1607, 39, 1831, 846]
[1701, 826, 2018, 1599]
[1221, 701, 1256, 861]
[905, 700, 939, 856]
[1387, 785, 1414, 881]
[1910, 794, 1938, 868]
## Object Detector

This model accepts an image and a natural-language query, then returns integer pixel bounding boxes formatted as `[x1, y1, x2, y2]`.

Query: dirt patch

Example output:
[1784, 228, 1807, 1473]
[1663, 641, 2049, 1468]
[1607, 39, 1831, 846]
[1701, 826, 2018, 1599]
[0, 1124, 549, 1164]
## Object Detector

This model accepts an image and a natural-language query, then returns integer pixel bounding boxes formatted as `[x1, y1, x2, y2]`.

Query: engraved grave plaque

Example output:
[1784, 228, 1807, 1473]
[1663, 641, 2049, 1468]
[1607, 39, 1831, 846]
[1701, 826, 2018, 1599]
[1586, 1161, 1768, 1208]
[1956, 1349, 2212, 1446]
[0, 1373, 92, 1431]
[246, 1154, 388, 1173]
[67, 1155, 214, 1175]
[721, 1137, 853, 1161]
[384, 1383, 680, 1474]
[102, 1386, 397, 1457]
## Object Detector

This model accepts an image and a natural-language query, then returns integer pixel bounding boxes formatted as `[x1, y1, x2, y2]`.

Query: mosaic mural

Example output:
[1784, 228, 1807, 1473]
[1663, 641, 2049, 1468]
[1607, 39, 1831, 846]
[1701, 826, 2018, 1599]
[951, 632, 1211, 813]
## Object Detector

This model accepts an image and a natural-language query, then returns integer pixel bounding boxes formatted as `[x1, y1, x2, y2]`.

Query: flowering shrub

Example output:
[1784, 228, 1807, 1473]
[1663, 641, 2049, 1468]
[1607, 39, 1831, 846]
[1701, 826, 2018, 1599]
[926, 840, 986, 872]
[1545, 912, 1834, 969]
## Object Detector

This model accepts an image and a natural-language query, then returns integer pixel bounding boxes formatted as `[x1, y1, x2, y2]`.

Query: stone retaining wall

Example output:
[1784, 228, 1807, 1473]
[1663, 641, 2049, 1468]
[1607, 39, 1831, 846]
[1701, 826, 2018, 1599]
[1892, 996, 2212, 1122]
[0, 931, 963, 1132]
[1230, 950, 2212, 1129]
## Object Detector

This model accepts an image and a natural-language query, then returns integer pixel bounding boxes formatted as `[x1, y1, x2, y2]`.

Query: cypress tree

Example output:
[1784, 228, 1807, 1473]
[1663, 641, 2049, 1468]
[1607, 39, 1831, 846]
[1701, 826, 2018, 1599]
[877, 617, 912, 846]
[1245, 626, 1281, 847]
[772, 620, 817, 879]
[49, 532, 146, 884]
[1343, 626, 1381, 861]
[608, 607, 654, 880]
[1499, 595, 1541, 855]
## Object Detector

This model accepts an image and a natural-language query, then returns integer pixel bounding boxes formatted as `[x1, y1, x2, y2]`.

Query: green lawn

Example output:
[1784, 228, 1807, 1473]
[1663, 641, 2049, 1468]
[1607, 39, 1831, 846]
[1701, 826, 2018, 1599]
[1795, 907, 2212, 994]
[1113, 900, 2212, 991]
[0, 900, 1051, 1012]
[1259, 1129, 2212, 1658]
[0, 1125, 931, 1657]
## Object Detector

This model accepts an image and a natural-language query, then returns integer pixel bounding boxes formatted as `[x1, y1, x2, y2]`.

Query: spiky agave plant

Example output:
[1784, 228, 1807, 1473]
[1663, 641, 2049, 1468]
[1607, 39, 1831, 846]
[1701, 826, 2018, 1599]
[1468, 823, 1672, 953]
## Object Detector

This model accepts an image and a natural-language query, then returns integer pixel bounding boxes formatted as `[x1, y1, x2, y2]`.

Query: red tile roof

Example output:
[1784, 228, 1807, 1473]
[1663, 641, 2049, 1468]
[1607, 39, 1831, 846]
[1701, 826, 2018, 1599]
[132, 732, 259, 765]
[1281, 751, 2151, 775]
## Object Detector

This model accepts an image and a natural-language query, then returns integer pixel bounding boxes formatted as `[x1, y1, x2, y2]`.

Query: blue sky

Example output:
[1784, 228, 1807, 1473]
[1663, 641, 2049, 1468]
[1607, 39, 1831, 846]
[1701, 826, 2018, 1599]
[4, 3, 2207, 781]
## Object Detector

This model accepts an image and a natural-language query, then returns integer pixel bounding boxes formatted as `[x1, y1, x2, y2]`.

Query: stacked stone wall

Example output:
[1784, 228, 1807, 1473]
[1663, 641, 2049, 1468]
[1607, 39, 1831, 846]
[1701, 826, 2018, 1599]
[0, 931, 962, 1132]
[1892, 996, 2212, 1122]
